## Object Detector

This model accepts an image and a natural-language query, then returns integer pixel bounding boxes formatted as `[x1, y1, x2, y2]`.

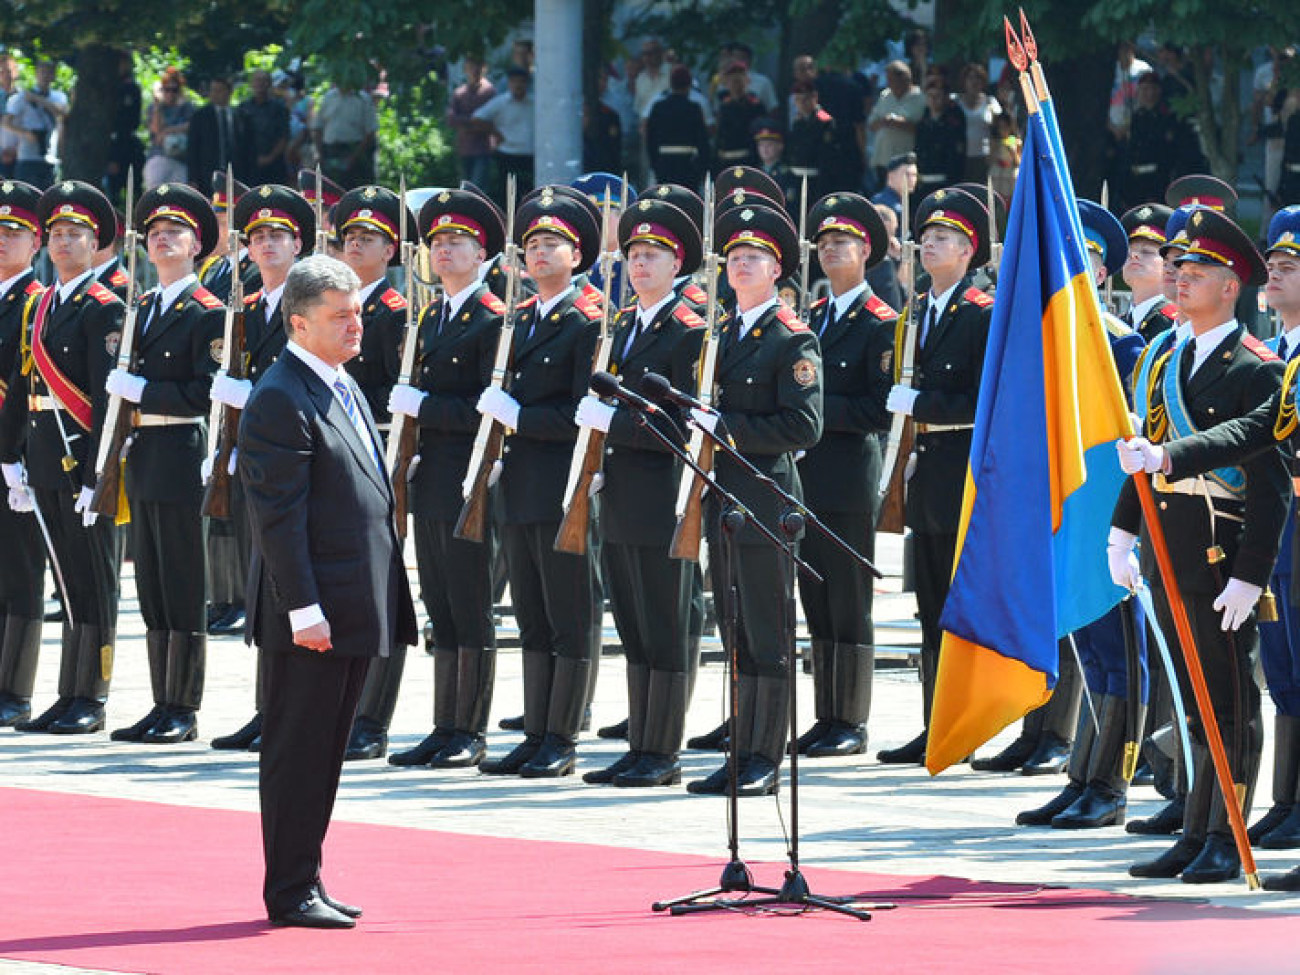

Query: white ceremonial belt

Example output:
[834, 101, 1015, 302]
[28, 395, 59, 411]
[1130, 163, 1159, 175]
[1152, 473, 1239, 503]
[915, 422, 974, 435]
[717, 149, 749, 160]
[789, 166, 820, 177]
[658, 146, 699, 156]
[132, 412, 203, 428]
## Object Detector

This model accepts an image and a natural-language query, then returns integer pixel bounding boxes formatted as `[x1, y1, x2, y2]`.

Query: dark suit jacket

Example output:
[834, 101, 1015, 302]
[186, 104, 246, 197]
[239, 349, 417, 657]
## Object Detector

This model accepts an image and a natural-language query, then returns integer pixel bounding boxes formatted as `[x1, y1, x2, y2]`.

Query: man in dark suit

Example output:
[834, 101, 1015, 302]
[239, 254, 417, 928]
[187, 78, 242, 199]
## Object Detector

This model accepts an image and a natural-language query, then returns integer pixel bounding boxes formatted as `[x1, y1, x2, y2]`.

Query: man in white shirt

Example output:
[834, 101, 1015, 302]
[3, 60, 68, 189]
[472, 68, 535, 203]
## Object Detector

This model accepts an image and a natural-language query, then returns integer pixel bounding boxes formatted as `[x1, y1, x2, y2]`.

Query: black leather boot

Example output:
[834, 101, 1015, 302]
[688, 674, 758, 795]
[521, 656, 590, 778]
[144, 631, 204, 743]
[1021, 650, 1081, 775]
[795, 640, 833, 754]
[1180, 832, 1240, 884]
[429, 646, 495, 768]
[1263, 865, 1300, 891]
[1131, 749, 1211, 878]
[808, 643, 872, 758]
[111, 629, 168, 741]
[15, 621, 77, 732]
[736, 674, 788, 796]
[686, 720, 729, 751]
[1019, 704, 1093, 826]
[481, 651, 551, 775]
[585, 663, 646, 783]
[391, 648, 456, 766]
[0, 615, 42, 726]
[616, 670, 688, 788]
[877, 730, 927, 765]
[1053, 695, 1135, 829]
[346, 647, 406, 760]
[211, 712, 262, 751]
[50, 625, 111, 734]
[1253, 714, 1300, 848]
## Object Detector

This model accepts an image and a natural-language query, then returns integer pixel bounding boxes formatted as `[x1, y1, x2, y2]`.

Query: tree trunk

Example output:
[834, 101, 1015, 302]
[1043, 51, 1112, 199]
[62, 44, 121, 187]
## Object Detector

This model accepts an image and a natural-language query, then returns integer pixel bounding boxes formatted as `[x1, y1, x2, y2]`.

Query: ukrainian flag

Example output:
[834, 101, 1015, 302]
[924, 95, 1135, 774]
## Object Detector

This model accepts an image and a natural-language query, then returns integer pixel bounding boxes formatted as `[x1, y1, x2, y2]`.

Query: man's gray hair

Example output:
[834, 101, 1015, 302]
[282, 255, 361, 336]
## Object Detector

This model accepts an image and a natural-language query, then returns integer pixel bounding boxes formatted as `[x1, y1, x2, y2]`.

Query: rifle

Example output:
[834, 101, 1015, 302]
[388, 175, 424, 540]
[314, 164, 328, 254]
[202, 165, 247, 519]
[554, 183, 621, 555]
[987, 175, 1003, 274]
[454, 173, 519, 543]
[89, 179, 141, 518]
[877, 172, 917, 535]
[669, 178, 721, 561]
[796, 174, 811, 323]
[1099, 179, 1115, 313]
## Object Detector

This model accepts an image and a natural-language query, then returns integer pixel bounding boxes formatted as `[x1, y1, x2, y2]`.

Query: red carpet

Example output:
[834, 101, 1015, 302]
[0, 786, 1292, 974]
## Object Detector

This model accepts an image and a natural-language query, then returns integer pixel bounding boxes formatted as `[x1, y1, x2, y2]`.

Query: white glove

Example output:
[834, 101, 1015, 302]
[1106, 527, 1141, 591]
[201, 453, 213, 482]
[886, 384, 920, 416]
[689, 407, 719, 433]
[1, 462, 25, 491]
[211, 371, 252, 410]
[388, 383, 427, 419]
[105, 367, 146, 404]
[477, 386, 521, 429]
[75, 485, 98, 527]
[1116, 437, 1166, 475]
[1213, 578, 1262, 632]
[7, 485, 34, 513]
[574, 395, 615, 433]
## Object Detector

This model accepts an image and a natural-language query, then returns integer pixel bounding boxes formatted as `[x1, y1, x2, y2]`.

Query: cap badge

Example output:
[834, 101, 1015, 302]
[826, 196, 838, 206]
[58, 203, 73, 214]
[732, 168, 743, 178]
[638, 200, 651, 211]
[1191, 211, 1203, 227]
[935, 190, 947, 200]
[61, 182, 74, 192]
[437, 214, 451, 225]
[636, 222, 651, 234]
[258, 208, 272, 219]
[438, 191, 450, 203]
[359, 208, 373, 219]
[1138, 206, 1151, 219]
[158, 185, 169, 196]
[259, 185, 273, 198]
[740, 209, 753, 222]
[363, 187, 377, 199]
[1, 182, 11, 192]
[0, 206, 9, 216]
[1281, 232, 1296, 246]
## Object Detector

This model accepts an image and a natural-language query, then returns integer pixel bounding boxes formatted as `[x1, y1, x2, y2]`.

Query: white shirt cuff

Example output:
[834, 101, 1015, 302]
[289, 604, 326, 631]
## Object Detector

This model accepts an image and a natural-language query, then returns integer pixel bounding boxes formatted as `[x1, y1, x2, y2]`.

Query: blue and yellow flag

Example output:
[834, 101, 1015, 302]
[924, 96, 1134, 774]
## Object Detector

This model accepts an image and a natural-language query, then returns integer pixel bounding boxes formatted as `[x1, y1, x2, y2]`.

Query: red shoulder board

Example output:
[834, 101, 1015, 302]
[574, 291, 603, 321]
[1242, 334, 1278, 361]
[673, 304, 705, 329]
[23, 280, 44, 296]
[963, 286, 994, 308]
[1159, 302, 1179, 320]
[86, 282, 117, 305]
[776, 305, 809, 332]
[809, 296, 828, 312]
[109, 268, 129, 287]
[682, 282, 707, 304]
[582, 281, 602, 302]
[192, 286, 223, 310]
[244, 290, 261, 306]
[381, 288, 406, 311]
[517, 294, 539, 310]
[479, 291, 507, 316]
[864, 294, 898, 321]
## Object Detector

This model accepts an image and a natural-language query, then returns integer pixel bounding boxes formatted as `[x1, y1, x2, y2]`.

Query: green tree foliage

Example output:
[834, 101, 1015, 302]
[376, 76, 459, 189]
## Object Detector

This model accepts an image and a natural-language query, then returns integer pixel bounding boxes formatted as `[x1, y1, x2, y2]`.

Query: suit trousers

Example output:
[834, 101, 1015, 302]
[413, 517, 495, 651]
[913, 530, 957, 723]
[33, 487, 118, 628]
[604, 540, 692, 673]
[502, 522, 598, 662]
[131, 498, 207, 633]
[260, 648, 369, 915]
[0, 500, 44, 618]
[707, 521, 794, 679]
[798, 509, 875, 647]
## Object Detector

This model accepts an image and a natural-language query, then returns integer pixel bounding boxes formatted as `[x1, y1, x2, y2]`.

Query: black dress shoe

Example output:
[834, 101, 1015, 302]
[1180, 834, 1240, 884]
[1248, 803, 1294, 846]
[344, 718, 386, 761]
[1020, 733, 1072, 775]
[686, 764, 733, 795]
[1263, 865, 1300, 892]
[806, 721, 868, 759]
[1126, 797, 1185, 835]
[1129, 836, 1203, 879]
[1016, 784, 1083, 826]
[110, 705, 167, 742]
[142, 709, 198, 744]
[614, 752, 681, 788]
[735, 756, 779, 796]
[498, 713, 525, 731]
[1260, 807, 1300, 850]
[686, 721, 729, 751]
[0, 693, 32, 727]
[269, 894, 355, 929]
[1051, 786, 1126, 829]
[795, 719, 831, 755]
[971, 735, 1035, 772]
[316, 887, 362, 919]
[208, 607, 246, 637]
[388, 729, 452, 767]
[519, 734, 576, 778]
[597, 716, 629, 740]
[211, 713, 262, 751]
[48, 699, 106, 735]
[428, 732, 487, 769]
[582, 749, 641, 784]
[15, 697, 73, 733]
[479, 737, 541, 775]
[876, 730, 927, 765]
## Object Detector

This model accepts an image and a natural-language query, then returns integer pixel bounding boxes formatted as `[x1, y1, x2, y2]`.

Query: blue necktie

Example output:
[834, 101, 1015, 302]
[334, 377, 383, 473]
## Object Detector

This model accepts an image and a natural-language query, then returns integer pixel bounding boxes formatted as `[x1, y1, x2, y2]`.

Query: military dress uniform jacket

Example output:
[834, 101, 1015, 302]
[198, 252, 261, 305]
[903, 278, 993, 534]
[0, 276, 124, 492]
[409, 284, 505, 522]
[0, 272, 42, 450]
[499, 288, 602, 526]
[602, 298, 706, 545]
[1113, 326, 1288, 593]
[798, 290, 896, 515]
[1135, 298, 1179, 346]
[124, 282, 225, 506]
[97, 259, 131, 302]
[242, 290, 287, 386]
[712, 300, 823, 545]
[346, 284, 405, 426]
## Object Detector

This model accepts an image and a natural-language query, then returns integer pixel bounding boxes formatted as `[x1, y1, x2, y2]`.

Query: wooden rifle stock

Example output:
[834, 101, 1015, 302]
[388, 179, 420, 541]
[201, 309, 246, 519]
[454, 421, 503, 543]
[554, 427, 605, 555]
[669, 435, 714, 561]
[875, 417, 913, 534]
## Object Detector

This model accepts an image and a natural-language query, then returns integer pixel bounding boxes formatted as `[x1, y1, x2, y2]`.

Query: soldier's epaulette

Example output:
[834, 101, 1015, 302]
[574, 291, 603, 321]
[479, 291, 507, 316]
[682, 282, 707, 304]
[963, 286, 994, 308]
[245, 290, 261, 307]
[581, 281, 602, 304]
[673, 304, 705, 329]
[809, 296, 829, 311]
[23, 280, 44, 297]
[109, 267, 129, 287]
[1159, 302, 1179, 320]
[517, 294, 539, 310]
[192, 286, 223, 310]
[776, 305, 809, 332]
[86, 282, 117, 305]
[381, 287, 406, 311]
[864, 294, 898, 321]
[1242, 333, 1279, 362]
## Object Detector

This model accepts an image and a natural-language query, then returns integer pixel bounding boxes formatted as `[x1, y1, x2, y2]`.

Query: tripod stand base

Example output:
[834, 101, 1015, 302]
[655, 864, 887, 920]
[652, 859, 781, 912]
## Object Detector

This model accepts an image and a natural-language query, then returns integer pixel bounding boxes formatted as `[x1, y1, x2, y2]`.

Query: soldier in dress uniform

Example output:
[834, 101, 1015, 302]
[793, 192, 895, 759]
[198, 172, 261, 306]
[206, 184, 316, 751]
[576, 197, 705, 787]
[91, 209, 131, 302]
[641, 184, 711, 315]
[0, 180, 124, 733]
[386, 188, 507, 770]
[474, 188, 604, 778]
[104, 183, 223, 744]
[878, 186, 993, 765]
[330, 184, 416, 761]
[750, 120, 798, 214]
[0, 181, 49, 726]
[714, 62, 764, 170]
[686, 199, 823, 797]
[645, 64, 711, 192]
[1110, 208, 1286, 884]
[787, 81, 837, 201]
[1120, 203, 1178, 343]
[459, 181, 536, 304]
[1124, 73, 1180, 212]
[299, 167, 344, 258]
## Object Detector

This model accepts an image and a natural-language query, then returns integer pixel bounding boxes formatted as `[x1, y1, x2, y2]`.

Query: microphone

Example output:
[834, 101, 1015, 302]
[640, 372, 716, 414]
[590, 371, 661, 414]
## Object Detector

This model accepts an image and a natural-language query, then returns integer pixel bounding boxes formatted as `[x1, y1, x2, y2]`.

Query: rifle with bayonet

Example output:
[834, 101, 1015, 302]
[877, 172, 917, 535]
[202, 166, 247, 519]
[388, 175, 424, 540]
[89, 179, 141, 518]
[314, 164, 328, 255]
[669, 178, 720, 561]
[454, 174, 520, 543]
[797, 174, 811, 323]
[555, 183, 622, 555]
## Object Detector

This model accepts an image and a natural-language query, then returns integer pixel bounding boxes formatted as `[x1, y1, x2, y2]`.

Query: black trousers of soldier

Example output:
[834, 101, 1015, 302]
[706, 519, 795, 679]
[207, 478, 250, 609]
[414, 518, 496, 651]
[0, 502, 44, 619]
[132, 500, 208, 633]
[502, 522, 598, 663]
[33, 487, 118, 628]
[604, 541, 692, 674]
[798, 510, 874, 646]
[912, 530, 958, 724]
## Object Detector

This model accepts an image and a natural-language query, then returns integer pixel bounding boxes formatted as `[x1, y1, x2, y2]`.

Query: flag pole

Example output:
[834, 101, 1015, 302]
[1007, 11, 1259, 891]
